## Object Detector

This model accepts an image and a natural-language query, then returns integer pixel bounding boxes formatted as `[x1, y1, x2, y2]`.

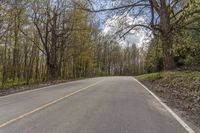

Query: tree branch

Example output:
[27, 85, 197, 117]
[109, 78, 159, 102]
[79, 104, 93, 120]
[80, 0, 150, 13]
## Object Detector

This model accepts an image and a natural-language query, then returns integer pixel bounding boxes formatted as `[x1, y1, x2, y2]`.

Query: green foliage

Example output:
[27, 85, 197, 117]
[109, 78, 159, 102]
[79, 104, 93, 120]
[144, 38, 164, 73]
[145, 26, 200, 72]
[173, 30, 200, 67]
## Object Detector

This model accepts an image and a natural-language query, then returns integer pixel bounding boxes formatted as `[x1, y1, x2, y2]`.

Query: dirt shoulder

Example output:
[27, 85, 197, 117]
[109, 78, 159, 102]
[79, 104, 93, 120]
[136, 71, 200, 131]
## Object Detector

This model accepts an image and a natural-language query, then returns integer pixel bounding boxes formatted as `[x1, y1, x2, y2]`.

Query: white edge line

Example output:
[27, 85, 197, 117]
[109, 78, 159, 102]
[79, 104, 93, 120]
[0, 77, 100, 99]
[133, 77, 195, 133]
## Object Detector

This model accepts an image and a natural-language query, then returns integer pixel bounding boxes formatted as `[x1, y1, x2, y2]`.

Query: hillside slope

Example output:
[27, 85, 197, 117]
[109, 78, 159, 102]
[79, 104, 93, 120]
[136, 71, 200, 128]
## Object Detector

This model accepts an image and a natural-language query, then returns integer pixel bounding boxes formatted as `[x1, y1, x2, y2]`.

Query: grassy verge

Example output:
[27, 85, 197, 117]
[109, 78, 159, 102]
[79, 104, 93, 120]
[0, 77, 92, 96]
[136, 71, 200, 128]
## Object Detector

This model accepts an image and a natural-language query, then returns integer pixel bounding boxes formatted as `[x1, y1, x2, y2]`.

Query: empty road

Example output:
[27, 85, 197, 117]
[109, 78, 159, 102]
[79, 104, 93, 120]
[0, 77, 194, 133]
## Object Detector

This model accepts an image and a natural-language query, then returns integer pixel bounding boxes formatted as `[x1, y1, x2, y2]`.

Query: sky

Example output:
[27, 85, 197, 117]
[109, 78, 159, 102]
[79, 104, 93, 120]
[102, 14, 151, 47]
[91, 0, 152, 47]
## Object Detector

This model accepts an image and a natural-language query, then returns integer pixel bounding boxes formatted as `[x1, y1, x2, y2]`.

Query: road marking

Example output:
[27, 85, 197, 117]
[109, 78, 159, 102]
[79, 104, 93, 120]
[133, 77, 195, 133]
[0, 79, 104, 128]
[0, 78, 98, 99]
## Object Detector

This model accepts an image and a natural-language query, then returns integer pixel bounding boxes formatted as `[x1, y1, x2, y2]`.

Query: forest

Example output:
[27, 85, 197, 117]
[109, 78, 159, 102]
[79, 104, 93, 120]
[0, 0, 199, 88]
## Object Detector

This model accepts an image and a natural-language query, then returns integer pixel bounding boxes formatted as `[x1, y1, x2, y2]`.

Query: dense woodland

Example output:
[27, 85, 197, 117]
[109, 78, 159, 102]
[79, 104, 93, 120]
[0, 0, 199, 88]
[0, 0, 145, 87]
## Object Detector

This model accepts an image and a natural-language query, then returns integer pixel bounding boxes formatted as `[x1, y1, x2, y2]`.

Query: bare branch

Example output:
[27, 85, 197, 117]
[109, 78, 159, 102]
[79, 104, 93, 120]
[79, 0, 150, 13]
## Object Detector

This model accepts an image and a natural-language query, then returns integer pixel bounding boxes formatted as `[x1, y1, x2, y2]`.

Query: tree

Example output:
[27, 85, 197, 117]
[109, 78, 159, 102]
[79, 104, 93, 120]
[31, 0, 73, 79]
[83, 0, 200, 70]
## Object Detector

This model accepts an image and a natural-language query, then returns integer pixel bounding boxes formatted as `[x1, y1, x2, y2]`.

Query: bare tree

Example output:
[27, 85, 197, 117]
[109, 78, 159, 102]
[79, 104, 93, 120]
[31, 0, 73, 79]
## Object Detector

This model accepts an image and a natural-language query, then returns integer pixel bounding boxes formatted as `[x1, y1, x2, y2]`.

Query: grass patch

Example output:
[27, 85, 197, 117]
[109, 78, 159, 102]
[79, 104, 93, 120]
[136, 72, 162, 81]
[136, 71, 200, 86]
[0, 79, 27, 89]
[136, 71, 200, 102]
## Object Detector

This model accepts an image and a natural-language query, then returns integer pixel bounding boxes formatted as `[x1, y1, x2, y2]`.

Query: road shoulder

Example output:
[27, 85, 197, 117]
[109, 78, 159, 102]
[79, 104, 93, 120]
[134, 76, 200, 133]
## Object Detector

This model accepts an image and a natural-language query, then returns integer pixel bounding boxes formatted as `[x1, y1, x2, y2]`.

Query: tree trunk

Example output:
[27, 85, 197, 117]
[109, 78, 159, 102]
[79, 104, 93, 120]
[12, 13, 19, 80]
[46, 56, 58, 80]
[2, 34, 9, 87]
[161, 35, 175, 70]
[159, 0, 176, 70]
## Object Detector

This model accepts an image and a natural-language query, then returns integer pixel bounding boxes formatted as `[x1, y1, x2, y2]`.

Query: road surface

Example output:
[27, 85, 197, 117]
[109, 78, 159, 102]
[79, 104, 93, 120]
[0, 77, 193, 133]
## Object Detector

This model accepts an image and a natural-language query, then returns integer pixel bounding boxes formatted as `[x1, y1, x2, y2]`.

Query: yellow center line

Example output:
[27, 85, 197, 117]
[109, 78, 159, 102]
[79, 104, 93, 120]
[0, 80, 104, 128]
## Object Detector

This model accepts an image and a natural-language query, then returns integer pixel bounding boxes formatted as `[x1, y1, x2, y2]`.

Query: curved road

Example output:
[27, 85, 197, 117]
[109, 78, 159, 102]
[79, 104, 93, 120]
[0, 77, 194, 133]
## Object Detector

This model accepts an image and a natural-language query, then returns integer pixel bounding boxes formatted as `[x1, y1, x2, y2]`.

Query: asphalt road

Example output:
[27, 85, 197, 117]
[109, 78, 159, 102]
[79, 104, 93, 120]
[0, 77, 193, 133]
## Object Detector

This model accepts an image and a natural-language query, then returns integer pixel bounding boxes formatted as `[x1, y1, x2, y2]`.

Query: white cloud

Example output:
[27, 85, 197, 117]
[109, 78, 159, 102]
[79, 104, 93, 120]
[103, 14, 151, 47]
